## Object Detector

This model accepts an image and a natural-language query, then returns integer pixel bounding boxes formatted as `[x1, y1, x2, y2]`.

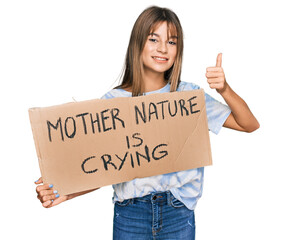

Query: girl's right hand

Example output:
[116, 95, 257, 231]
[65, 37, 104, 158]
[35, 177, 68, 208]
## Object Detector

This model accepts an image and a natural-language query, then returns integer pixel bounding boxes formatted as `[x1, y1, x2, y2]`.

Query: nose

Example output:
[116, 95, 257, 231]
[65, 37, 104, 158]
[157, 41, 168, 54]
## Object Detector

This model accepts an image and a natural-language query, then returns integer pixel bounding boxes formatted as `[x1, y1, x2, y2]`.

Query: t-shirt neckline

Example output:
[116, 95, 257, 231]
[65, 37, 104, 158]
[120, 83, 170, 95]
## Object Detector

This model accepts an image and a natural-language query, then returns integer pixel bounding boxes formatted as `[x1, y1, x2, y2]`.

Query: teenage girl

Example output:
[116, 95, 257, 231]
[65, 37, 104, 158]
[35, 6, 259, 239]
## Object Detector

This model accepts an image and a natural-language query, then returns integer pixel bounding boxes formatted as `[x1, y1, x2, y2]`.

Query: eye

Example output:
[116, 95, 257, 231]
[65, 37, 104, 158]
[149, 38, 157, 43]
[168, 41, 177, 45]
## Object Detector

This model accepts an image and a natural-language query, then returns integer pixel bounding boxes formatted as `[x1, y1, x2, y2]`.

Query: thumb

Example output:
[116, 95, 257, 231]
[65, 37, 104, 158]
[34, 177, 43, 184]
[216, 53, 222, 67]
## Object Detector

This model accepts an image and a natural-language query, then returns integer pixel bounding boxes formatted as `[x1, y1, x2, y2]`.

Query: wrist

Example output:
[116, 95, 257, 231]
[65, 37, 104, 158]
[217, 81, 231, 97]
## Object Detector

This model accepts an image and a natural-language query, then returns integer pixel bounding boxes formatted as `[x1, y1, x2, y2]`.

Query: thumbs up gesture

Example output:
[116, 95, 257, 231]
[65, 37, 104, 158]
[206, 53, 227, 94]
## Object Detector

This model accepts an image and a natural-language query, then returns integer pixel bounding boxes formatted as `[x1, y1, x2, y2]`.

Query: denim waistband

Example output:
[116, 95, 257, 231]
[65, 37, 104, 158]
[130, 191, 172, 205]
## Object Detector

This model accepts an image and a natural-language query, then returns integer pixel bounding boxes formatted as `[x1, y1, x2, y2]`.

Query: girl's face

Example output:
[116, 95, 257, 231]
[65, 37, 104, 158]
[142, 21, 177, 77]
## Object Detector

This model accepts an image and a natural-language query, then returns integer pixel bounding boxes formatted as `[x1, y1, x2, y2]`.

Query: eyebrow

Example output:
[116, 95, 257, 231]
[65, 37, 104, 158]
[149, 33, 178, 39]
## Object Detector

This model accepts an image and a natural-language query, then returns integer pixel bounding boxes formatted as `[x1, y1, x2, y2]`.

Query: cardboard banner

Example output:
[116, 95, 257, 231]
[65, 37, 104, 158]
[29, 89, 212, 196]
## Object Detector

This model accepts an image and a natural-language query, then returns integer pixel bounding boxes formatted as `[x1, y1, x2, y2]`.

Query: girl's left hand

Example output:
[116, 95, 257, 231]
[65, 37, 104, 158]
[206, 53, 228, 94]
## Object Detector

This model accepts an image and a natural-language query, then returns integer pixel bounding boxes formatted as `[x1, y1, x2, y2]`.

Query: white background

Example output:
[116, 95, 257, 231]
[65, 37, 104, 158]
[1, 0, 287, 239]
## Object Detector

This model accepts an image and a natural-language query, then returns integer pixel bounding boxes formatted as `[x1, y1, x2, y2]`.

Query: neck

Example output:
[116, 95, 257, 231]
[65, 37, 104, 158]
[142, 71, 166, 92]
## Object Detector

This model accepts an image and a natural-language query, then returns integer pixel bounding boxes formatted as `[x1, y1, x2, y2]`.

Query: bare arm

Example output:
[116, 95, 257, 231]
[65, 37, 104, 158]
[219, 84, 259, 132]
[206, 53, 260, 132]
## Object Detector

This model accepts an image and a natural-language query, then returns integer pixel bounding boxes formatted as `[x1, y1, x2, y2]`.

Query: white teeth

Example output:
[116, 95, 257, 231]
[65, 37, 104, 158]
[153, 57, 167, 61]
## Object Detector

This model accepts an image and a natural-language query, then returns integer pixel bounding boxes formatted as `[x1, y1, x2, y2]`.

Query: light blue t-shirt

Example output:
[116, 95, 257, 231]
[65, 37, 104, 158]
[101, 81, 231, 210]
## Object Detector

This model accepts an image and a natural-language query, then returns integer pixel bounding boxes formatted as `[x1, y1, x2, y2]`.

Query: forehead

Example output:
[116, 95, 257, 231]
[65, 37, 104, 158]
[149, 21, 178, 38]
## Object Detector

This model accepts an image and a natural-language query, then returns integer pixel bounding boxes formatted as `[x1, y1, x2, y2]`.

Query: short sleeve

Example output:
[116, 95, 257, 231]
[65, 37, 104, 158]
[178, 81, 231, 135]
[100, 88, 129, 100]
[204, 93, 231, 134]
[100, 91, 114, 100]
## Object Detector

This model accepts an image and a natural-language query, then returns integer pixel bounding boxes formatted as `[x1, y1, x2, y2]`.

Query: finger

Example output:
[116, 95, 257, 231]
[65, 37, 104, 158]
[206, 72, 224, 78]
[38, 191, 60, 203]
[38, 189, 58, 198]
[42, 193, 59, 202]
[50, 195, 67, 207]
[206, 67, 223, 72]
[34, 177, 43, 184]
[207, 77, 224, 84]
[36, 183, 53, 193]
[216, 53, 222, 67]
[43, 195, 65, 208]
[209, 83, 223, 89]
[42, 200, 53, 208]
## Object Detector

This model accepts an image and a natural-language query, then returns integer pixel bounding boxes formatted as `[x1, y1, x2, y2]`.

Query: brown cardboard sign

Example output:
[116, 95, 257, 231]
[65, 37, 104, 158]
[29, 89, 212, 196]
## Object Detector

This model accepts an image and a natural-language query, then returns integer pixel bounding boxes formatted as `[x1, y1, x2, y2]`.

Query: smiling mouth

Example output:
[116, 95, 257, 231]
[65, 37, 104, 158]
[152, 56, 169, 61]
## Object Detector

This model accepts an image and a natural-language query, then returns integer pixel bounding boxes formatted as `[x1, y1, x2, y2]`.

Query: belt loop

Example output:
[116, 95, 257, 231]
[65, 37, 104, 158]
[167, 191, 171, 205]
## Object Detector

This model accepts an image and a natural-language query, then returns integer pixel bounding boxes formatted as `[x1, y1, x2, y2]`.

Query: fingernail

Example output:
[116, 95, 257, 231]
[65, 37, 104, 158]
[55, 194, 60, 198]
[51, 200, 54, 203]
[34, 180, 38, 183]
[49, 184, 53, 188]
[53, 190, 58, 194]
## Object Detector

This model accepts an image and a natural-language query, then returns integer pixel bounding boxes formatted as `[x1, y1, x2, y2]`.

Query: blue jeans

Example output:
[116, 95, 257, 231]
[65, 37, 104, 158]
[113, 191, 195, 240]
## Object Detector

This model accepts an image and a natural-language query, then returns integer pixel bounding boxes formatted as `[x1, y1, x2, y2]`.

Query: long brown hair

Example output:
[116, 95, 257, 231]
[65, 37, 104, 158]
[116, 6, 184, 97]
